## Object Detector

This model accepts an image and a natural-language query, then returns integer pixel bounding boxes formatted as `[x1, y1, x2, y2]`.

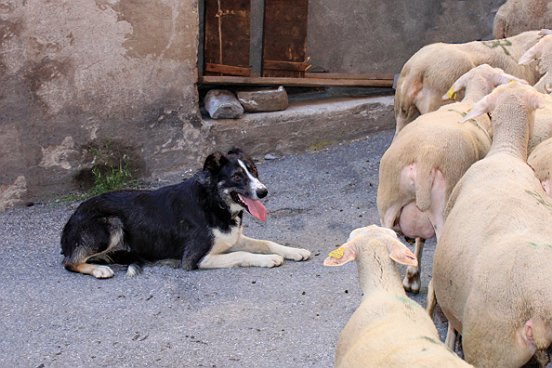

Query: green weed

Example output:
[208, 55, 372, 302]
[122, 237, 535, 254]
[87, 158, 134, 196]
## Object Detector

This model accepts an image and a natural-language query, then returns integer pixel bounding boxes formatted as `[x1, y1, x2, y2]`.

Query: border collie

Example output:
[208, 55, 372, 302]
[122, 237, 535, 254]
[61, 148, 311, 278]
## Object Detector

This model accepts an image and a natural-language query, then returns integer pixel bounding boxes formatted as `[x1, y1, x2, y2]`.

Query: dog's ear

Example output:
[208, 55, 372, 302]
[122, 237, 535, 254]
[203, 151, 228, 174]
[227, 147, 243, 157]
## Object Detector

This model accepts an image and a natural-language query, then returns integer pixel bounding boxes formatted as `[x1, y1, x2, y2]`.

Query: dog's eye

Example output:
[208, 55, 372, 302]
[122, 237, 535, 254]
[232, 174, 242, 182]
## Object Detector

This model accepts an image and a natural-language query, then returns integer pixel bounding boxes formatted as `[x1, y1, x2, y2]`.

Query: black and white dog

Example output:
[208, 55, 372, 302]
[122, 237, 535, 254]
[61, 148, 311, 278]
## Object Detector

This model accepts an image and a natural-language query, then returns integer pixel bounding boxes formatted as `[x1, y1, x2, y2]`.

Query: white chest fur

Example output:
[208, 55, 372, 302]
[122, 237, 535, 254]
[210, 226, 242, 255]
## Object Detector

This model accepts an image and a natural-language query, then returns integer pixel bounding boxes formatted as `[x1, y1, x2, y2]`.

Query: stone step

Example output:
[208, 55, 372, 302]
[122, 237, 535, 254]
[205, 94, 394, 159]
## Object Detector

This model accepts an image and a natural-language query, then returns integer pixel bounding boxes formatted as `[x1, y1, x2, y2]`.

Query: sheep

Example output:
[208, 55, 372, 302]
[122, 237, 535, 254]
[519, 33, 552, 94]
[516, 33, 552, 152]
[323, 225, 473, 368]
[379, 64, 526, 294]
[528, 137, 552, 195]
[493, 0, 552, 39]
[394, 30, 541, 135]
[432, 82, 552, 368]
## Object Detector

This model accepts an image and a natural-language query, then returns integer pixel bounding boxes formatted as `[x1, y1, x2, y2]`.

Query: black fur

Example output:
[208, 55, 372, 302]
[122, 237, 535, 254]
[61, 148, 264, 273]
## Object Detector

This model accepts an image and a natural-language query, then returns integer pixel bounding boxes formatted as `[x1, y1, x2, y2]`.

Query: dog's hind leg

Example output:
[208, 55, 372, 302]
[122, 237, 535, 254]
[62, 217, 124, 279]
[65, 262, 115, 279]
[232, 235, 311, 261]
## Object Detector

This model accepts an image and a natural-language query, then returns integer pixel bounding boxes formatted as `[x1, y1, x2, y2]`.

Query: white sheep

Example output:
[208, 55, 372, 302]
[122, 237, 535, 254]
[528, 137, 552, 195]
[432, 82, 552, 367]
[379, 65, 525, 293]
[323, 225, 473, 368]
[519, 33, 552, 94]
[517, 33, 552, 152]
[493, 0, 552, 39]
[394, 31, 540, 135]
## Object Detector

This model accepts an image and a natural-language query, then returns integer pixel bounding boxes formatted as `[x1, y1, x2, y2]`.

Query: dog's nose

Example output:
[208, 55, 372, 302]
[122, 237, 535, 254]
[256, 187, 268, 199]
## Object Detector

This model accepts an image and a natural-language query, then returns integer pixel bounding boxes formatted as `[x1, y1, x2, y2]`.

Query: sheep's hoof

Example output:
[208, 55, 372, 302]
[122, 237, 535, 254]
[402, 268, 421, 294]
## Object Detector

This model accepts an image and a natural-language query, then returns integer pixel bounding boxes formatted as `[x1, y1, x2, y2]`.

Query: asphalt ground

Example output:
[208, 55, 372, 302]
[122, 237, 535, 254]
[0, 129, 444, 368]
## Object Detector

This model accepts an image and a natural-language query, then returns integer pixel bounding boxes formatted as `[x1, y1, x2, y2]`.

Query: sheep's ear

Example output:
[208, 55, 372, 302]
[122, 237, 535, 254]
[519, 46, 539, 65]
[386, 238, 417, 267]
[444, 66, 479, 100]
[519, 35, 552, 64]
[526, 89, 551, 110]
[443, 83, 461, 101]
[498, 73, 528, 85]
[323, 244, 357, 267]
[463, 94, 494, 121]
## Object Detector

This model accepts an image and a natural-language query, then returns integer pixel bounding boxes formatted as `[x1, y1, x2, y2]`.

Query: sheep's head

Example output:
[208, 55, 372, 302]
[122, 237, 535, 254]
[463, 82, 550, 121]
[519, 35, 552, 76]
[323, 225, 417, 267]
[444, 64, 528, 101]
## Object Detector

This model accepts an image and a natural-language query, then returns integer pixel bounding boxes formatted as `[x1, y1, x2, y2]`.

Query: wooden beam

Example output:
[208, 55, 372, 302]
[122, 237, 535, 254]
[305, 72, 394, 80]
[205, 63, 251, 77]
[264, 59, 311, 72]
[199, 75, 393, 88]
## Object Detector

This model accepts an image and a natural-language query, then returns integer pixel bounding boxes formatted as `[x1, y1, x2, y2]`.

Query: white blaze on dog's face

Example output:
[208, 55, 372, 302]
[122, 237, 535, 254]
[209, 149, 268, 222]
[238, 159, 267, 200]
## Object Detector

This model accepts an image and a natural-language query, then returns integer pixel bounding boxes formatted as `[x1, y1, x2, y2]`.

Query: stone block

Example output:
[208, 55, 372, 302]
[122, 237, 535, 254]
[204, 90, 244, 119]
[237, 86, 289, 112]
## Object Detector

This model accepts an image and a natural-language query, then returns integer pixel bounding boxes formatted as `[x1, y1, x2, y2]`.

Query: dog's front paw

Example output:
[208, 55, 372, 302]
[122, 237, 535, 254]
[283, 247, 312, 261]
[92, 265, 115, 279]
[257, 254, 284, 268]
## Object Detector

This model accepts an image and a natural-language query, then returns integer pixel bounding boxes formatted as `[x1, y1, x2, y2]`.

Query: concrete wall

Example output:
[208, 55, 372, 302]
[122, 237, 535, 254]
[307, 0, 507, 74]
[0, 0, 204, 207]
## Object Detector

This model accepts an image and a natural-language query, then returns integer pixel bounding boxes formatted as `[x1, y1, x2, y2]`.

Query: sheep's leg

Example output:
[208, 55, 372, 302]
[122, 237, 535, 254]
[534, 350, 550, 368]
[445, 323, 457, 351]
[426, 279, 436, 316]
[402, 237, 425, 293]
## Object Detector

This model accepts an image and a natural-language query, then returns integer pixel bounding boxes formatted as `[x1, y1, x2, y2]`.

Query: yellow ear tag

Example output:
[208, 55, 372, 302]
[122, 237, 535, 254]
[328, 247, 345, 259]
[447, 86, 457, 100]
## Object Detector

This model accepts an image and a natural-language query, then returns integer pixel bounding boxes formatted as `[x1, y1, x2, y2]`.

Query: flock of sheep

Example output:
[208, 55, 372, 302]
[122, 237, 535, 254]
[323, 1, 552, 367]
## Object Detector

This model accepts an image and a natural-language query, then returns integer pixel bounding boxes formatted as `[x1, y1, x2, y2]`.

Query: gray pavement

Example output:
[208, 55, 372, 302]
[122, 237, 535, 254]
[0, 129, 441, 368]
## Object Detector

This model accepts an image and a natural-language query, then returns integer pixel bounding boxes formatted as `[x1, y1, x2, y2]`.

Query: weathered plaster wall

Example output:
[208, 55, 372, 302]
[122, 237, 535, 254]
[0, 0, 513, 210]
[307, 0, 507, 74]
[0, 0, 204, 205]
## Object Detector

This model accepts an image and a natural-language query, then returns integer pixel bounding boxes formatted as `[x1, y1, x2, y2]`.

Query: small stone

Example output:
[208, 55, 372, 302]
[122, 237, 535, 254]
[264, 153, 280, 160]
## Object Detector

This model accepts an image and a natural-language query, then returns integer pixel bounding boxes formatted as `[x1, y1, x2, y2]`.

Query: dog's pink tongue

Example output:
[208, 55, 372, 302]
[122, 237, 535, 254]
[239, 195, 267, 222]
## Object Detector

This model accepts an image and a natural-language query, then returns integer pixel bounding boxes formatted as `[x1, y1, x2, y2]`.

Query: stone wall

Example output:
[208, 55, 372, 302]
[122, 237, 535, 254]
[0, 0, 205, 206]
